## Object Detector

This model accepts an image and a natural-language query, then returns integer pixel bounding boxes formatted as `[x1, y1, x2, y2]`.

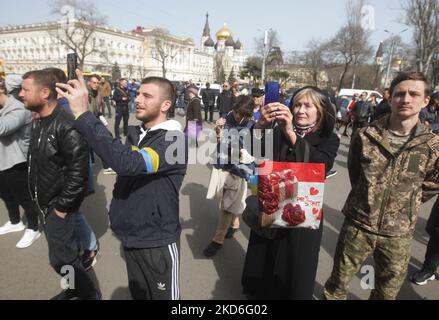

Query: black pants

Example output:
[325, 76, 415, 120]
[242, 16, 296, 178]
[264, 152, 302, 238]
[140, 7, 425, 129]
[424, 196, 439, 272]
[0, 163, 39, 231]
[124, 242, 180, 300]
[44, 211, 97, 299]
[115, 106, 129, 139]
[242, 220, 323, 300]
[204, 105, 214, 122]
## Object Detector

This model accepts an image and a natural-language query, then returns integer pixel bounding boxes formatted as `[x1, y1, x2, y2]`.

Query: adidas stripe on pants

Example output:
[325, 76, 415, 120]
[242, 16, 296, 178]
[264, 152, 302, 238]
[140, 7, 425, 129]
[124, 242, 180, 300]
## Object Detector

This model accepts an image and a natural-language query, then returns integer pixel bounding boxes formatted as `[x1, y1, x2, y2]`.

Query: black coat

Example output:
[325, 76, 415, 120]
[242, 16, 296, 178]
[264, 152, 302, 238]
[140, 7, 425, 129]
[28, 106, 89, 216]
[242, 87, 340, 300]
[217, 90, 235, 114]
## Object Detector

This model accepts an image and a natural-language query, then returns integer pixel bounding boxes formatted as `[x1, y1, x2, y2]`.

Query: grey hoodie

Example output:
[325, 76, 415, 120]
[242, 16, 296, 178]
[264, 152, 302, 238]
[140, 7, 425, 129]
[0, 96, 32, 171]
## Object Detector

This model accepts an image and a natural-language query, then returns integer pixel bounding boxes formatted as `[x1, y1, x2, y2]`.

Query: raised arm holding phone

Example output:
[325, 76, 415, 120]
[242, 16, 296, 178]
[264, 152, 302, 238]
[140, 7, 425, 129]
[56, 69, 187, 300]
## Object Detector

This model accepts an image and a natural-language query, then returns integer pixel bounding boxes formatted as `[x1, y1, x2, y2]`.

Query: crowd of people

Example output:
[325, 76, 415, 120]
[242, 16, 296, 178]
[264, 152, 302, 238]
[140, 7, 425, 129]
[0, 67, 438, 301]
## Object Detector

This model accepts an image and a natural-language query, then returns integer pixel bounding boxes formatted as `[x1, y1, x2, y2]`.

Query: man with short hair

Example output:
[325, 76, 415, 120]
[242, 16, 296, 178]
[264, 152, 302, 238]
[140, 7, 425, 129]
[20, 70, 100, 300]
[351, 91, 371, 136]
[113, 78, 130, 139]
[87, 75, 103, 117]
[217, 82, 234, 119]
[201, 83, 216, 123]
[57, 71, 187, 300]
[370, 88, 391, 123]
[324, 72, 439, 300]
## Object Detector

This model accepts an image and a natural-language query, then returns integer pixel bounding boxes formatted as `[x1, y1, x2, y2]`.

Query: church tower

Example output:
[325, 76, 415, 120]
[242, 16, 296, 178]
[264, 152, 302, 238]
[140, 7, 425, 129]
[201, 12, 214, 51]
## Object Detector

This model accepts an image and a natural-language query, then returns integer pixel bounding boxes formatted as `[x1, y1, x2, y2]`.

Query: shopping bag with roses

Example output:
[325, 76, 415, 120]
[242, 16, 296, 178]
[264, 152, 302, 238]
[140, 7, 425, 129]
[258, 161, 325, 230]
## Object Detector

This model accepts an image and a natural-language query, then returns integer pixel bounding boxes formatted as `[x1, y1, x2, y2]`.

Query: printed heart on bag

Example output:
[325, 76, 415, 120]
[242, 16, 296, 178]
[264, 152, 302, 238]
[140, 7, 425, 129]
[313, 208, 319, 215]
[310, 187, 319, 196]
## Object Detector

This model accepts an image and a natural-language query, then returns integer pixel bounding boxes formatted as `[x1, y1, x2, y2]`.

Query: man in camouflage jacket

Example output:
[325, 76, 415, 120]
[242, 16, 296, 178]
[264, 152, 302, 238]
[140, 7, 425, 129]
[324, 72, 439, 300]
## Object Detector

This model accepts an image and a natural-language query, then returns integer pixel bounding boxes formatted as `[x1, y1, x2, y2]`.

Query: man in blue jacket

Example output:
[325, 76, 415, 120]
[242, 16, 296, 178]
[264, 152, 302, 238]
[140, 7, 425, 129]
[56, 71, 187, 300]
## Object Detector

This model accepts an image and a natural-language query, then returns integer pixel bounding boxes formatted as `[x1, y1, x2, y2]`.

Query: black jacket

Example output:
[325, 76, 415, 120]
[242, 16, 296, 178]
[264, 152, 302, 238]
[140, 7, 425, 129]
[113, 86, 130, 108]
[202, 88, 216, 107]
[74, 112, 187, 248]
[217, 90, 235, 114]
[28, 106, 89, 216]
[370, 100, 391, 123]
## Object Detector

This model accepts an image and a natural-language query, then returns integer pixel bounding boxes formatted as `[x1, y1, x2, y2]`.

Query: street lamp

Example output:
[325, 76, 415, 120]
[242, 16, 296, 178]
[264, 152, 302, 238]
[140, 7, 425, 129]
[383, 28, 408, 88]
[260, 29, 270, 87]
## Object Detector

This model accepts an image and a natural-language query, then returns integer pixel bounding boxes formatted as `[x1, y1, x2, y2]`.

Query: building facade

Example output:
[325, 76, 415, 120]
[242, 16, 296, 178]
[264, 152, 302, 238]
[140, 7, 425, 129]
[0, 21, 145, 78]
[0, 14, 246, 83]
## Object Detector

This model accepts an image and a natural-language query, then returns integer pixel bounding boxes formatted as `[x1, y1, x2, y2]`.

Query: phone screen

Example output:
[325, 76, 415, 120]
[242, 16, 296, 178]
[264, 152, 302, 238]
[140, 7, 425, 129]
[264, 81, 280, 105]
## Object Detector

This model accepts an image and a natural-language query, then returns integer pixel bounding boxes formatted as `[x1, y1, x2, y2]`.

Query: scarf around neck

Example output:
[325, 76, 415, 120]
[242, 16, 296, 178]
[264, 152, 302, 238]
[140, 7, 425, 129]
[293, 122, 317, 138]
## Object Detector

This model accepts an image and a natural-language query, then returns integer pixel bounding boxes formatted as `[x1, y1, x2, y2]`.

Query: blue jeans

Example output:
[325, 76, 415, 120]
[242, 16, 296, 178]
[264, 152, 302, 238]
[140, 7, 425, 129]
[129, 98, 136, 113]
[74, 212, 98, 251]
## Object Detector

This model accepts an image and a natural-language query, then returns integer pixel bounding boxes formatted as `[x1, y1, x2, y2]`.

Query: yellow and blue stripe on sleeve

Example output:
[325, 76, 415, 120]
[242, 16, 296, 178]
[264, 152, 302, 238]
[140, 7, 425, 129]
[132, 146, 160, 174]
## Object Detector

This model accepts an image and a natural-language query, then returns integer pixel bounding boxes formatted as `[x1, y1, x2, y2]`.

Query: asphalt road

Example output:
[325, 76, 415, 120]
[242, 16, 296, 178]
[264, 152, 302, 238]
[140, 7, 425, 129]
[0, 112, 438, 300]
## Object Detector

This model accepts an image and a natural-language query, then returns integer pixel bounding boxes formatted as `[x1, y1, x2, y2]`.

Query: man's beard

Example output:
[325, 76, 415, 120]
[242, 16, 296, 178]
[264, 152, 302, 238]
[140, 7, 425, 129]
[136, 107, 161, 123]
[24, 101, 44, 113]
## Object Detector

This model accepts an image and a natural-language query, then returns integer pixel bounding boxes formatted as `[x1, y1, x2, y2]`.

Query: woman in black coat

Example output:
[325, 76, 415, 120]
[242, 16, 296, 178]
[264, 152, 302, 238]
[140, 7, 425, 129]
[241, 86, 340, 300]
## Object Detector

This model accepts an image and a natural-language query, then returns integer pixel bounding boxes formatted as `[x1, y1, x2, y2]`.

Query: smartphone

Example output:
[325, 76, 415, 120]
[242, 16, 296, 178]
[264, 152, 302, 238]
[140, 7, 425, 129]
[67, 53, 78, 81]
[264, 81, 280, 106]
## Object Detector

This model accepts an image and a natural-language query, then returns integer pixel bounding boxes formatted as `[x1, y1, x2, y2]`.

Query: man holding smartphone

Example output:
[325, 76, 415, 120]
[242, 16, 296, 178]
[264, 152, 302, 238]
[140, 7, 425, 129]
[20, 70, 100, 300]
[57, 70, 187, 300]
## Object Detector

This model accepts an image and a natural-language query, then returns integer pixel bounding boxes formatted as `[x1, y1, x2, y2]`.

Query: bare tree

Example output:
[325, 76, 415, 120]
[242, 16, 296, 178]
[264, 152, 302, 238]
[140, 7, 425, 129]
[286, 50, 306, 65]
[48, 0, 106, 69]
[402, 0, 439, 75]
[305, 39, 328, 87]
[150, 29, 179, 78]
[327, 0, 372, 90]
[127, 64, 134, 79]
[266, 46, 284, 70]
[254, 29, 281, 58]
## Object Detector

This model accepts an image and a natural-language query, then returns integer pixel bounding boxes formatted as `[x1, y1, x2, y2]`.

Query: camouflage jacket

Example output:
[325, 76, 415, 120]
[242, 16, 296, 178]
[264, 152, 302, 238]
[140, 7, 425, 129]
[343, 115, 439, 237]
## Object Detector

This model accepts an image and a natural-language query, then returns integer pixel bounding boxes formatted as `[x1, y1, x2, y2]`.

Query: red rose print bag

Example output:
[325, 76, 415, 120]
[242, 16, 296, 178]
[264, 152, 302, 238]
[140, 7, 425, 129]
[258, 161, 325, 230]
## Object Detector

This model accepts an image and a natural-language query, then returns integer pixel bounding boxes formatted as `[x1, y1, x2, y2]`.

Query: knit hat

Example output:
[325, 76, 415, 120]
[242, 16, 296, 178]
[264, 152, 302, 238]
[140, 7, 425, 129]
[5, 75, 22, 93]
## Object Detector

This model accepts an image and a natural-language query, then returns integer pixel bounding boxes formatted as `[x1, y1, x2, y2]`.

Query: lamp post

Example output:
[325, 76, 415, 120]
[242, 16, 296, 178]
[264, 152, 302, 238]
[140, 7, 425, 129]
[383, 28, 408, 88]
[261, 29, 269, 87]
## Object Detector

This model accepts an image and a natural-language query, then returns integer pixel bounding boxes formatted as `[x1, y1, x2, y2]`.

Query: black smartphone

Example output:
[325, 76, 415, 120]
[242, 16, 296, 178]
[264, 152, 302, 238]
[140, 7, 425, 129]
[67, 53, 78, 81]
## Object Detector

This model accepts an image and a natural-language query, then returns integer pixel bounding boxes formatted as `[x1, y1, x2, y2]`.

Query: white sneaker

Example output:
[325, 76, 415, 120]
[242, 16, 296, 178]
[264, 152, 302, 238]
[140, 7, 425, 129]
[0, 221, 26, 235]
[16, 229, 41, 249]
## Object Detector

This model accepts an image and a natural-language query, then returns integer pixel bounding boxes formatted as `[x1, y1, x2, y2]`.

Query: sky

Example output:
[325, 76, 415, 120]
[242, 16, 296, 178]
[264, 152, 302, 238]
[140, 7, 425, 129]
[1, 0, 413, 55]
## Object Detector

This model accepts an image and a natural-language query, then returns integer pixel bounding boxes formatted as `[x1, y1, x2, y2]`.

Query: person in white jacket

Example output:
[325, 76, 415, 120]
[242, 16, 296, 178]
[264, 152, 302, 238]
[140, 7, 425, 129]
[0, 75, 41, 248]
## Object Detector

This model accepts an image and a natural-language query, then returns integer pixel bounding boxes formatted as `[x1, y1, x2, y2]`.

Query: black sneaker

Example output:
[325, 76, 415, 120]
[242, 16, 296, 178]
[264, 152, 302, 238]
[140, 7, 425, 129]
[203, 242, 222, 257]
[225, 227, 238, 239]
[82, 249, 99, 271]
[410, 269, 436, 286]
[51, 289, 78, 300]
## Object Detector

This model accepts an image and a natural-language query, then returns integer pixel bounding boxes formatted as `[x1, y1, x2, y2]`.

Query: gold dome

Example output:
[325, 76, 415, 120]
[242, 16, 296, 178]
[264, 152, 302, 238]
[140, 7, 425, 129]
[216, 23, 233, 41]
